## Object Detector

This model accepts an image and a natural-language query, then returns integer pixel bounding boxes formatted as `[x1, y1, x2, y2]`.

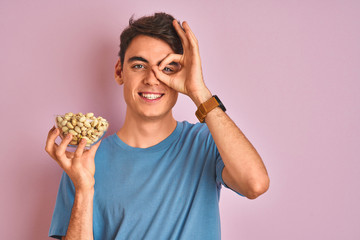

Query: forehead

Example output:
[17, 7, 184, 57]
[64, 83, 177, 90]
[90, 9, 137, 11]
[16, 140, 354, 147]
[124, 35, 175, 63]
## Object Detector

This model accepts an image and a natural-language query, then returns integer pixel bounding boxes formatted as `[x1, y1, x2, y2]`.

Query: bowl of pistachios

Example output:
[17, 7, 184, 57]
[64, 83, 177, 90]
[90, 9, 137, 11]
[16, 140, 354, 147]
[55, 112, 109, 148]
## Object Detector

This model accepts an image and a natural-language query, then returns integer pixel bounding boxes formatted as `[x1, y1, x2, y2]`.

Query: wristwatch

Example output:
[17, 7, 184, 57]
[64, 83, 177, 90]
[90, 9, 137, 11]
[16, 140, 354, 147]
[195, 95, 226, 123]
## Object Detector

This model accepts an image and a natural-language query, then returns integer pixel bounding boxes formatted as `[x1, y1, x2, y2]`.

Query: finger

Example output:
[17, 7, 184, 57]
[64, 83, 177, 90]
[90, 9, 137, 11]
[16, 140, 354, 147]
[73, 138, 87, 160]
[45, 127, 60, 159]
[65, 151, 75, 159]
[158, 54, 182, 70]
[88, 139, 102, 157]
[46, 126, 57, 146]
[152, 66, 174, 89]
[173, 20, 189, 48]
[182, 21, 199, 50]
[183, 21, 198, 42]
[56, 133, 73, 160]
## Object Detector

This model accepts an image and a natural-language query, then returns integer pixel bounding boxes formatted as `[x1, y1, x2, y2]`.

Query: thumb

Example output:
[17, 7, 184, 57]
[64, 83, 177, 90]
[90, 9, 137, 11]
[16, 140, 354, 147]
[88, 139, 102, 157]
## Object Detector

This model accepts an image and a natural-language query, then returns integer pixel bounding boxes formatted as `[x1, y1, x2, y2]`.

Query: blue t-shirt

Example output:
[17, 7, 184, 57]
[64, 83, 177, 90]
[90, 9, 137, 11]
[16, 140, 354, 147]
[49, 121, 239, 239]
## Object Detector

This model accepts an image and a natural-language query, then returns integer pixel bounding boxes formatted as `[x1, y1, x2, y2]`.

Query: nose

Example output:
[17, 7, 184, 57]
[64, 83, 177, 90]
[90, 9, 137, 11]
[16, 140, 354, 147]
[143, 68, 160, 86]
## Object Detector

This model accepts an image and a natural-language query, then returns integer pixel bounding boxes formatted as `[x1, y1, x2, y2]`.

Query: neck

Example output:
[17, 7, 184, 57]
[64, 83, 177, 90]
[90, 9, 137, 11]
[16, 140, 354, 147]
[117, 110, 177, 148]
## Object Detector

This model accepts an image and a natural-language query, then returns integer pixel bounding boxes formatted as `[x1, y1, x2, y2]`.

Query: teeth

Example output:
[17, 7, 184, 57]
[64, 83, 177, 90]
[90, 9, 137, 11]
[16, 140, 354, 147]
[141, 93, 162, 100]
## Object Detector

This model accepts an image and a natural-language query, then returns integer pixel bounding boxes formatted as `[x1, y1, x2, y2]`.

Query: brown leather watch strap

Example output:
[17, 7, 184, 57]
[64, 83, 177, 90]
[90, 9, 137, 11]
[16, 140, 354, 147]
[195, 96, 220, 123]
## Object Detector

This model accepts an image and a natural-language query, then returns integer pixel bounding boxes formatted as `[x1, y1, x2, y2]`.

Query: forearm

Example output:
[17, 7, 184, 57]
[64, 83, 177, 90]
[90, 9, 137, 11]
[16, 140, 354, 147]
[64, 189, 94, 240]
[192, 90, 269, 198]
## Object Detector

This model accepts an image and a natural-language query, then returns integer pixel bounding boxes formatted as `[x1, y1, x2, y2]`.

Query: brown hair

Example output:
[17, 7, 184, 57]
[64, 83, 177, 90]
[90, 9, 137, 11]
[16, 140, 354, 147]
[118, 12, 183, 68]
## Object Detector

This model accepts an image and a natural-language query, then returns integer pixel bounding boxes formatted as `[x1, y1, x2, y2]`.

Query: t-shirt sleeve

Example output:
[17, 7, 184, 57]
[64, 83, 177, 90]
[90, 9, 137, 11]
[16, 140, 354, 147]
[49, 171, 75, 239]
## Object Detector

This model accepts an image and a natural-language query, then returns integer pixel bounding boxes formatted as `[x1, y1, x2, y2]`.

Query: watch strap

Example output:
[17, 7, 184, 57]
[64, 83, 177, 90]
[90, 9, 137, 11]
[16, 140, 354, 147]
[195, 95, 221, 123]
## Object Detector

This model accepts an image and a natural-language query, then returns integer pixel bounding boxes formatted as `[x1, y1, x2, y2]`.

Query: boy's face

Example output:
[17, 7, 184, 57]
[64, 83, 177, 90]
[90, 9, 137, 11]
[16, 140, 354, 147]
[115, 35, 179, 121]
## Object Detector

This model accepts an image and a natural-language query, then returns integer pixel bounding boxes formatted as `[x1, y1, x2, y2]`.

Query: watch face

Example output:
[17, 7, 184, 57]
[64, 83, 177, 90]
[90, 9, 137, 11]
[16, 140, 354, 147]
[214, 95, 226, 112]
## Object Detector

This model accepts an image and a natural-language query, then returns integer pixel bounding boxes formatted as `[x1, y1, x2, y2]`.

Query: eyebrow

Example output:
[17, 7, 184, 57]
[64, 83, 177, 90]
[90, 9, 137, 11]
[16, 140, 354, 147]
[128, 56, 149, 64]
[127, 56, 180, 67]
[167, 62, 179, 66]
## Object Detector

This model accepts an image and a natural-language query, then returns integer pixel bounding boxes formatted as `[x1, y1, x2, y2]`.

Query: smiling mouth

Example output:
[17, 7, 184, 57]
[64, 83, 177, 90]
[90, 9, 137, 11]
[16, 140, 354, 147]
[138, 92, 164, 100]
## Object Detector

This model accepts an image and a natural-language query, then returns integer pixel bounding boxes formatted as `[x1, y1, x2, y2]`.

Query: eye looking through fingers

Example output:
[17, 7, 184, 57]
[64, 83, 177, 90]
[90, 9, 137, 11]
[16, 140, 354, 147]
[162, 67, 173, 73]
[162, 62, 181, 74]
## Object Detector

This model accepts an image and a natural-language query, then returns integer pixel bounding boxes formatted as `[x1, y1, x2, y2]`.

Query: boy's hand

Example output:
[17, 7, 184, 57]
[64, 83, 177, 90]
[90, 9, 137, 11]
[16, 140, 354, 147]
[45, 126, 101, 192]
[153, 20, 212, 107]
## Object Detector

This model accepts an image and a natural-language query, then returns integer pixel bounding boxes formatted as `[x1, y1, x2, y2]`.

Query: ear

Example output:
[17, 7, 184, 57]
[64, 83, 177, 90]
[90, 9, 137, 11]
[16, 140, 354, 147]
[115, 59, 124, 85]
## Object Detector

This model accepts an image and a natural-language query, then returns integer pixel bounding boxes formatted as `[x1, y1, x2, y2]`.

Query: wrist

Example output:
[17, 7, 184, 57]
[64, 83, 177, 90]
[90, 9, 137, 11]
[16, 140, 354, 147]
[195, 95, 226, 123]
[75, 179, 95, 194]
[72, 173, 95, 192]
[190, 88, 212, 107]
[75, 187, 95, 198]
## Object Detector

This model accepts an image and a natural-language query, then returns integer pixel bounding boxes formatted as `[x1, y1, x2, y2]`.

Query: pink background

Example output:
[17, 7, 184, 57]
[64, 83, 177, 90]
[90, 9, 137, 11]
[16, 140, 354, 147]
[1, 0, 359, 239]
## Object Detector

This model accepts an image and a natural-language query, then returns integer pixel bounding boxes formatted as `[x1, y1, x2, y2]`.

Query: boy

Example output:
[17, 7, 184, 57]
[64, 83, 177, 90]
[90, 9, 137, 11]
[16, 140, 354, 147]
[45, 12, 269, 239]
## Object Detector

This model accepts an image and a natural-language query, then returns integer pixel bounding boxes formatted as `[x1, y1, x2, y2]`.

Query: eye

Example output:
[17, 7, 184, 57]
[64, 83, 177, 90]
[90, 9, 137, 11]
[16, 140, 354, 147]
[162, 66, 174, 73]
[133, 64, 145, 69]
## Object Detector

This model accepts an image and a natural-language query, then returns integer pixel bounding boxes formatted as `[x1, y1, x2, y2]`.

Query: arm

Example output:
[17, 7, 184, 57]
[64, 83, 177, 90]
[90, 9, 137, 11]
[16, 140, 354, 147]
[64, 188, 94, 239]
[154, 20, 269, 199]
[198, 96, 269, 198]
[46, 127, 100, 239]
[190, 89, 269, 199]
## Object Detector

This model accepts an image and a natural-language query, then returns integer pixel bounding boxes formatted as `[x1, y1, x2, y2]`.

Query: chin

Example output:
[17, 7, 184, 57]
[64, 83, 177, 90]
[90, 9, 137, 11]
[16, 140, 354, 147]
[141, 113, 169, 121]
[139, 109, 173, 121]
